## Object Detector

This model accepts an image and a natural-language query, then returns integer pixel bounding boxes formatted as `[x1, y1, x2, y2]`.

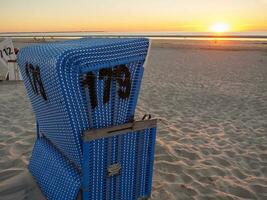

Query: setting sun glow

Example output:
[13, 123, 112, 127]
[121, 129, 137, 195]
[1, 1, 267, 32]
[210, 23, 231, 33]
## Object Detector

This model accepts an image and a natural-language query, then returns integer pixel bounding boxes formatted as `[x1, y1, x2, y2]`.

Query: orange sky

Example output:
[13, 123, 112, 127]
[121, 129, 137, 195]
[1, 0, 267, 32]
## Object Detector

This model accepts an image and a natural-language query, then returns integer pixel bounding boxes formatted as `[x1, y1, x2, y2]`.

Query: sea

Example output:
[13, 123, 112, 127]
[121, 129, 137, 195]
[1, 31, 267, 41]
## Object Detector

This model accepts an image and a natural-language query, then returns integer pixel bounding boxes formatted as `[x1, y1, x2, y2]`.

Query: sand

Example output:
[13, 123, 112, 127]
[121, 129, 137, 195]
[0, 39, 267, 199]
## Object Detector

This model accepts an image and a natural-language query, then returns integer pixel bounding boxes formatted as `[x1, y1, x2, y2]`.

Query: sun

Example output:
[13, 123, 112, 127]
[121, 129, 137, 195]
[210, 23, 231, 33]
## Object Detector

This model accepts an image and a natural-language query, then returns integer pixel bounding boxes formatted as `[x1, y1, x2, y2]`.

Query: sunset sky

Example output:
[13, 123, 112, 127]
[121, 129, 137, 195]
[1, 0, 267, 33]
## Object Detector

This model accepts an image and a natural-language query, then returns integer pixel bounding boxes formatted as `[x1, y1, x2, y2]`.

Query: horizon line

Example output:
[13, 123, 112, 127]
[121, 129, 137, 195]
[1, 30, 267, 34]
[1, 34, 267, 39]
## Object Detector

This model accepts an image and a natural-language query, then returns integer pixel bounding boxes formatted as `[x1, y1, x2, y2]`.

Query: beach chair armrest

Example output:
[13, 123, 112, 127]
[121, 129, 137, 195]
[83, 118, 157, 142]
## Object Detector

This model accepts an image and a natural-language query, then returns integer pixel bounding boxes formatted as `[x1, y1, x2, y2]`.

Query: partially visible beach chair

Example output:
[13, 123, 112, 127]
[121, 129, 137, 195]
[17, 38, 157, 200]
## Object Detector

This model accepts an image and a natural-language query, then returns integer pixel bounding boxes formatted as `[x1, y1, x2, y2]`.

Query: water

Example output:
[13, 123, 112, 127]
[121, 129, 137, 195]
[1, 31, 267, 41]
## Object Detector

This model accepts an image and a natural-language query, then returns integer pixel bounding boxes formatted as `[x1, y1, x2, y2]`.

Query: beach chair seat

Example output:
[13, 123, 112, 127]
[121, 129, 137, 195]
[17, 38, 157, 200]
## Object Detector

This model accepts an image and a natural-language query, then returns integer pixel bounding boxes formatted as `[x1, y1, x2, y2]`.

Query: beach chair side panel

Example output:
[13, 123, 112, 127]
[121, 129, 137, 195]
[29, 138, 81, 200]
[82, 127, 157, 200]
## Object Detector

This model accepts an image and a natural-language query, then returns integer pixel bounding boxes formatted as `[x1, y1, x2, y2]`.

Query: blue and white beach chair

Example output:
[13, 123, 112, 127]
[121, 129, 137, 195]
[17, 38, 157, 200]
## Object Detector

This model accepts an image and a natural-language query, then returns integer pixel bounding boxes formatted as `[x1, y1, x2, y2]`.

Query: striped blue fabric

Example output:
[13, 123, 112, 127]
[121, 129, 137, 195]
[82, 128, 157, 200]
[17, 38, 156, 200]
[17, 38, 149, 168]
[29, 138, 81, 200]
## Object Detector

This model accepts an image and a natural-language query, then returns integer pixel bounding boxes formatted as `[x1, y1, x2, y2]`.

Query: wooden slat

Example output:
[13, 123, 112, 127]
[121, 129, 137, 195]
[83, 119, 157, 141]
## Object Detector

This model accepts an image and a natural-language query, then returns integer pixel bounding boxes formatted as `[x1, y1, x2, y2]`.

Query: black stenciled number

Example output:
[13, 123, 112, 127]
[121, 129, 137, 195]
[99, 68, 113, 104]
[32, 65, 39, 95]
[25, 62, 48, 101]
[7, 47, 13, 55]
[3, 48, 8, 56]
[114, 65, 131, 99]
[0, 47, 13, 58]
[82, 65, 132, 109]
[35, 66, 48, 101]
[82, 72, 97, 109]
[3, 47, 13, 56]
[1, 48, 13, 58]
[25, 62, 37, 93]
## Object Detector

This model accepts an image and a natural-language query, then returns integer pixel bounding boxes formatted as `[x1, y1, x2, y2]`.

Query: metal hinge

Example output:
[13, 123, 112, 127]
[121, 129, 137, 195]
[107, 163, 121, 177]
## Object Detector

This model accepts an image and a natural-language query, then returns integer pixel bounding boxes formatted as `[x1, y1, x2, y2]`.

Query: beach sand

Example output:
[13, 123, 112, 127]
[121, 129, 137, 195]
[0, 39, 267, 199]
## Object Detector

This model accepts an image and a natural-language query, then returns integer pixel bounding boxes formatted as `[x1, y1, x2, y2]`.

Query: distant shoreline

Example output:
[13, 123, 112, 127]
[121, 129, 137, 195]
[1, 35, 267, 38]
[1, 31, 267, 40]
